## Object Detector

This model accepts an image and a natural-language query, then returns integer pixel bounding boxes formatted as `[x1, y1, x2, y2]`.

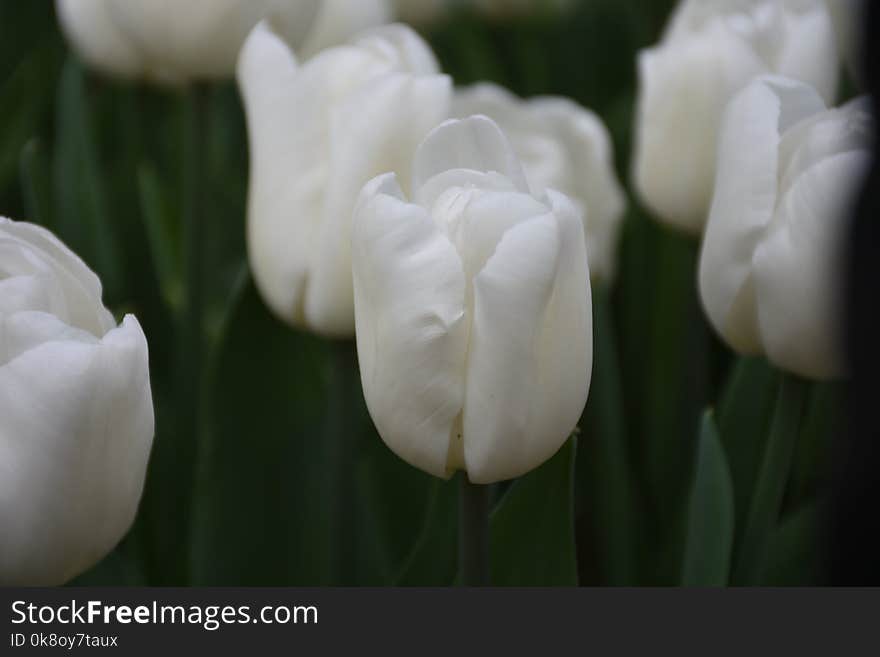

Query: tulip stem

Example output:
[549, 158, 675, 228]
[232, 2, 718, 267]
[732, 372, 809, 585]
[459, 474, 489, 586]
[178, 83, 209, 583]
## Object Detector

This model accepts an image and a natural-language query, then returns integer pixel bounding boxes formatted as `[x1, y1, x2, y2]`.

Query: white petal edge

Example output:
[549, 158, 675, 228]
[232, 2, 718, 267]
[0, 314, 153, 585]
[352, 173, 468, 478]
[463, 190, 591, 483]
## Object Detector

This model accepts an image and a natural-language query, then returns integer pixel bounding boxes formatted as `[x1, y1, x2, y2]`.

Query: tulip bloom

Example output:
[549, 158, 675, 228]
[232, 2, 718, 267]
[699, 76, 872, 380]
[633, 0, 839, 233]
[238, 23, 451, 336]
[55, 0, 391, 82]
[0, 218, 154, 585]
[352, 116, 592, 483]
[452, 83, 626, 281]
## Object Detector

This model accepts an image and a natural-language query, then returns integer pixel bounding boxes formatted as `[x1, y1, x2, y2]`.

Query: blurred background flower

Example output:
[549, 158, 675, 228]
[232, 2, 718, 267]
[451, 83, 625, 281]
[239, 23, 450, 335]
[633, 0, 839, 233]
[55, 0, 391, 83]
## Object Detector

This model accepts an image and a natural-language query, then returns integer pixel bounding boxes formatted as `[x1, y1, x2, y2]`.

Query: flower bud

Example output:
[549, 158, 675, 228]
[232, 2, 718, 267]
[238, 23, 451, 335]
[352, 116, 592, 483]
[0, 218, 154, 584]
[633, 0, 839, 233]
[698, 76, 872, 379]
[55, 0, 391, 83]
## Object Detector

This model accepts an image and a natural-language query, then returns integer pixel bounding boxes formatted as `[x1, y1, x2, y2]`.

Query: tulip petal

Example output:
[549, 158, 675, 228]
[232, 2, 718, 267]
[633, 27, 766, 231]
[452, 84, 625, 281]
[305, 68, 451, 334]
[352, 174, 468, 479]
[753, 150, 869, 379]
[463, 191, 591, 483]
[106, 0, 277, 80]
[0, 218, 115, 336]
[299, 0, 394, 59]
[413, 116, 529, 198]
[525, 96, 626, 281]
[699, 76, 825, 354]
[237, 23, 313, 326]
[774, 1, 839, 104]
[0, 315, 153, 585]
[55, 0, 144, 78]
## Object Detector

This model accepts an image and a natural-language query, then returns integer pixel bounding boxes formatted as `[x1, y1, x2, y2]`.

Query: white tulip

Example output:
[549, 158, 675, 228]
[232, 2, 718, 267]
[633, 0, 839, 233]
[238, 22, 451, 336]
[698, 76, 872, 380]
[55, 0, 391, 83]
[452, 83, 626, 281]
[0, 218, 154, 585]
[352, 116, 592, 483]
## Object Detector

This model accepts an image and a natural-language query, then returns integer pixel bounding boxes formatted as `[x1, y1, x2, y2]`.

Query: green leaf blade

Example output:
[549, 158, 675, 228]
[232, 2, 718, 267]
[681, 411, 735, 586]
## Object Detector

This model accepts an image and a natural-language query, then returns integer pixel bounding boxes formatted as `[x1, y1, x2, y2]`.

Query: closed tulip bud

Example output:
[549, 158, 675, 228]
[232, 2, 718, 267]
[452, 83, 626, 282]
[0, 218, 154, 585]
[699, 76, 872, 380]
[55, 0, 391, 83]
[633, 0, 839, 233]
[352, 116, 592, 483]
[238, 23, 451, 336]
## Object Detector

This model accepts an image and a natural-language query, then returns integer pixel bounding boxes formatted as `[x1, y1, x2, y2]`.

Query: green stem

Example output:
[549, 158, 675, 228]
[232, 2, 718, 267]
[732, 373, 809, 585]
[178, 83, 208, 583]
[320, 340, 359, 584]
[459, 474, 489, 586]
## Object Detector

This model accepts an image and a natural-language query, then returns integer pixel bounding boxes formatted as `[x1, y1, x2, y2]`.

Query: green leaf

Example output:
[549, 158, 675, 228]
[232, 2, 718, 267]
[19, 138, 51, 227]
[681, 411, 735, 586]
[578, 285, 636, 585]
[52, 57, 121, 301]
[717, 356, 778, 542]
[137, 164, 182, 311]
[489, 438, 578, 586]
[0, 36, 60, 193]
[763, 499, 827, 586]
[190, 282, 331, 584]
[733, 374, 810, 585]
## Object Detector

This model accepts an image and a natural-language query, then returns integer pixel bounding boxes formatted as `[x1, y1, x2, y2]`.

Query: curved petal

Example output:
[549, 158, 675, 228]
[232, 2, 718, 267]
[526, 96, 626, 281]
[107, 0, 273, 80]
[463, 191, 591, 483]
[754, 150, 869, 379]
[55, 0, 143, 78]
[0, 315, 153, 585]
[298, 0, 392, 59]
[413, 116, 529, 198]
[775, 0, 839, 104]
[237, 23, 312, 326]
[453, 85, 626, 281]
[264, 0, 321, 51]
[633, 25, 766, 232]
[304, 68, 451, 335]
[0, 219, 115, 336]
[352, 174, 467, 479]
[699, 76, 825, 355]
